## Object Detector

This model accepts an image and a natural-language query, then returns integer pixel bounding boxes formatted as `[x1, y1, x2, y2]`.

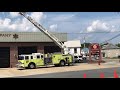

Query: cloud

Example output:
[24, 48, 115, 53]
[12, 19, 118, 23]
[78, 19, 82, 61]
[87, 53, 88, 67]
[30, 12, 44, 22]
[50, 14, 75, 22]
[1, 12, 120, 44]
[87, 20, 116, 32]
[49, 24, 57, 31]
[0, 18, 17, 31]
[9, 12, 19, 18]
[0, 12, 45, 32]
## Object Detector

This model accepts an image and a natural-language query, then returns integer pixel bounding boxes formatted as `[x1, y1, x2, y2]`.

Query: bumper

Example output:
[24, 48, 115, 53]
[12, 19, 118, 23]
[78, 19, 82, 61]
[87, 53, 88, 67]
[16, 64, 24, 68]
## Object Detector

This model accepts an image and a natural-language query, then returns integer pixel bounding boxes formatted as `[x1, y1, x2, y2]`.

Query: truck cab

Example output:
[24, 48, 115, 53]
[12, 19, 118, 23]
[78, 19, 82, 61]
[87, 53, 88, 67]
[17, 53, 44, 69]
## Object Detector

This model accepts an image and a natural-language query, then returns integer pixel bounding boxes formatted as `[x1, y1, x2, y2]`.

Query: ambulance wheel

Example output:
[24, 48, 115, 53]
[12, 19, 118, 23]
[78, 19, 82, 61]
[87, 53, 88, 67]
[28, 63, 36, 69]
[60, 60, 65, 66]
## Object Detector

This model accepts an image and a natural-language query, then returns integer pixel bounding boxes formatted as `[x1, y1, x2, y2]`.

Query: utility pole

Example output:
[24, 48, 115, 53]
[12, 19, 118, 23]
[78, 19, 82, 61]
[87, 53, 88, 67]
[83, 36, 86, 56]
[83, 36, 86, 49]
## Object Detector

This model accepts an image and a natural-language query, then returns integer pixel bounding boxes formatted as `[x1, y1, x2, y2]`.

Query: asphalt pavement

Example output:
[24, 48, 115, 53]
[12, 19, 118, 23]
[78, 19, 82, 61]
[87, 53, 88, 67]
[13, 67, 120, 78]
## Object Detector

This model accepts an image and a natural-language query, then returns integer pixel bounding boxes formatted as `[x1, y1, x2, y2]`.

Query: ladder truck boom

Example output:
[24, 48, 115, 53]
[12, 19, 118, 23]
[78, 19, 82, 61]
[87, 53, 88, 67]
[19, 12, 65, 49]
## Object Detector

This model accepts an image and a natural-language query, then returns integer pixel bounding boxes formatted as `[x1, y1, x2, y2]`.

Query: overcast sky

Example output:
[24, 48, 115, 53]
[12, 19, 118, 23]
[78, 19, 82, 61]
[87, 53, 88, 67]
[0, 12, 120, 44]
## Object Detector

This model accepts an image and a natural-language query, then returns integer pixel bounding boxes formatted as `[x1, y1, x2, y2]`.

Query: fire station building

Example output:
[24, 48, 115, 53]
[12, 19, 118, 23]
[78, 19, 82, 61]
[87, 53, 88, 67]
[0, 32, 67, 68]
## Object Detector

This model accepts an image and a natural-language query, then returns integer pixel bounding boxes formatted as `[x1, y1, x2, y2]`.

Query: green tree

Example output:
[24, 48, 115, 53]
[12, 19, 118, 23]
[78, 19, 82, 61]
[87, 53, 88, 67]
[116, 43, 120, 47]
[81, 43, 91, 49]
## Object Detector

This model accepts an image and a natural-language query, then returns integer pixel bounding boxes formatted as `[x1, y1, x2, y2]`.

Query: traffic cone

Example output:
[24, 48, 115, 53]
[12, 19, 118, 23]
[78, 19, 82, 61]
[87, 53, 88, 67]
[100, 73, 104, 78]
[83, 73, 87, 78]
[114, 70, 119, 78]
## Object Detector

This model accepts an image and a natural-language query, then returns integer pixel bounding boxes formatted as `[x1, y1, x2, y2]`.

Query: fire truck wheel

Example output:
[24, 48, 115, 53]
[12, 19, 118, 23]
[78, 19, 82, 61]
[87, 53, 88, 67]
[59, 60, 65, 66]
[28, 63, 36, 69]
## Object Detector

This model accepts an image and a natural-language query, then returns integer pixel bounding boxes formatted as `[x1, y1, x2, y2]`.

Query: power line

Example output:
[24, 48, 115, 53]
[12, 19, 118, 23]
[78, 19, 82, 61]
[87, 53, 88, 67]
[66, 31, 120, 34]
[67, 31, 120, 44]
[101, 33, 120, 44]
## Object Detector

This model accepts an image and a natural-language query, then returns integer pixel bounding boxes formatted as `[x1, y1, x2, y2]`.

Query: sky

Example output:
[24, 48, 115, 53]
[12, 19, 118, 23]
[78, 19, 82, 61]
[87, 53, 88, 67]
[0, 12, 120, 44]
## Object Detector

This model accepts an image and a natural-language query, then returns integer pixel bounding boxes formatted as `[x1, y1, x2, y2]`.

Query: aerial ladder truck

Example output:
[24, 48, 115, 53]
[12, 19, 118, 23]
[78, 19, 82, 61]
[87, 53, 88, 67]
[16, 12, 74, 69]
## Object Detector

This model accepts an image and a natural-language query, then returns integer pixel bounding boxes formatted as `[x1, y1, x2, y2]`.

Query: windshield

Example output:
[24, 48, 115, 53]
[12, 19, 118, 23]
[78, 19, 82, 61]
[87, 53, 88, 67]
[18, 56, 24, 60]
